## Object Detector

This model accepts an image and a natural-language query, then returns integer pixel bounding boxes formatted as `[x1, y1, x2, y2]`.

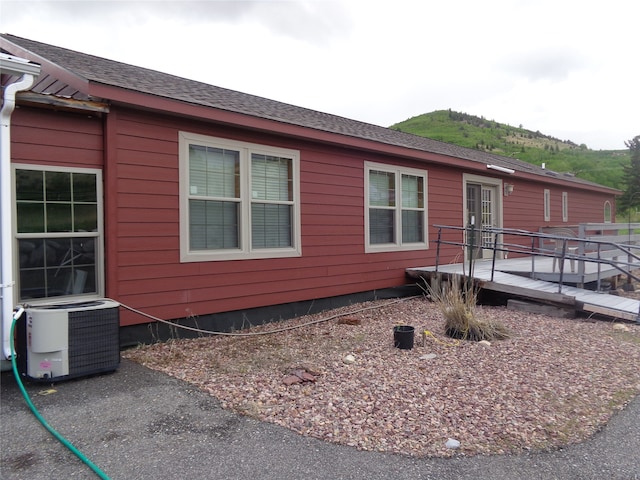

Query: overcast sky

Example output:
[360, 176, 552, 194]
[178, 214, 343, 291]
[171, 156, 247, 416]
[1, 0, 637, 150]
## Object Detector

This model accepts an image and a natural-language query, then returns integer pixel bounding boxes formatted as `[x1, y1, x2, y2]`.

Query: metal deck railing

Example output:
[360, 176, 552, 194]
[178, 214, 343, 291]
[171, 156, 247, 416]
[432, 224, 640, 294]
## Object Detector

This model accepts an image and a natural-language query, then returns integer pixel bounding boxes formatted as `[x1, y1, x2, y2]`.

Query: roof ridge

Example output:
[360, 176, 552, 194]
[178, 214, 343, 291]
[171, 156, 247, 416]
[0, 33, 618, 193]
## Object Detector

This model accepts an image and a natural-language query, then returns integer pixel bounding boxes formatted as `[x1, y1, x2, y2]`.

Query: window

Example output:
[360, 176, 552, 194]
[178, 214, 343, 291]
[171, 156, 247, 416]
[562, 192, 568, 222]
[544, 189, 551, 222]
[180, 132, 301, 261]
[13, 165, 103, 301]
[604, 201, 612, 223]
[365, 162, 427, 252]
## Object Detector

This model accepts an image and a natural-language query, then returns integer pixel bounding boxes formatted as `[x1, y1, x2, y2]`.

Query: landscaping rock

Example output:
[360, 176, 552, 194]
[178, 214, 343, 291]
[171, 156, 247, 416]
[420, 353, 437, 360]
[283, 375, 303, 386]
[338, 316, 362, 325]
[283, 368, 318, 386]
[613, 323, 631, 332]
[294, 370, 317, 382]
[445, 438, 461, 449]
[343, 354, 356, 364]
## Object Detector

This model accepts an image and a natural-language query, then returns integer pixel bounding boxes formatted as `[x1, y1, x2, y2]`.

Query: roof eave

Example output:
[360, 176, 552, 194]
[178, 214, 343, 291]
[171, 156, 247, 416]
[88, 81, 622, 195]
[0, 36, 90, 96]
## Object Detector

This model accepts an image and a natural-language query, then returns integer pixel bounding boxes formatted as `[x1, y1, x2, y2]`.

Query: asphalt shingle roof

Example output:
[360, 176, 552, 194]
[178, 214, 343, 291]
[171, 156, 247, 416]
[0, 33, 614, 191]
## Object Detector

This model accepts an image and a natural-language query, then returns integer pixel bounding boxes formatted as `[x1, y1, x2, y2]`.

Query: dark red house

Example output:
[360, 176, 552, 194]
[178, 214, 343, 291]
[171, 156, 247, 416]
[1, 34, 618, 342]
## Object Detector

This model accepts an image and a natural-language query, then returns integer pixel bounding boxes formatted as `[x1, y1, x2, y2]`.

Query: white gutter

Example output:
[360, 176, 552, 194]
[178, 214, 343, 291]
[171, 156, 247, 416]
[1, 54, 41, 361]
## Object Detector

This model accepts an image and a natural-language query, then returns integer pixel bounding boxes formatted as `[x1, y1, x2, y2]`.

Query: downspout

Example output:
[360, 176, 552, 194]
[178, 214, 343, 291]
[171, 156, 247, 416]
[1, 56, 41, 362]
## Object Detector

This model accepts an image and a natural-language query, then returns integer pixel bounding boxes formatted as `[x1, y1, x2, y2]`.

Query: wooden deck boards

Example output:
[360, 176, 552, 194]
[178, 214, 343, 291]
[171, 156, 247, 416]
[407, 258, 640, 322]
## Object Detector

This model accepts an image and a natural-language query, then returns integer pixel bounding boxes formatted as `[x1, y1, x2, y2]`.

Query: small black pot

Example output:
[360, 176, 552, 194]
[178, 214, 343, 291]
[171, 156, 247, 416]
[393, 325, 415, 350]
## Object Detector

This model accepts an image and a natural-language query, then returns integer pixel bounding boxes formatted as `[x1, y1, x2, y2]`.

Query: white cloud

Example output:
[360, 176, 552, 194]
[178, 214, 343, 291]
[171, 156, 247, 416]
[1, 0, 638, 149]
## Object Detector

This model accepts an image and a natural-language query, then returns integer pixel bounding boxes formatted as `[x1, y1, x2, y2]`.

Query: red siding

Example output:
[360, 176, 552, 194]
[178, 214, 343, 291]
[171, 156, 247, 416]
[105, 109, 443, 324]
[11, 107, 103, 168]
[503, 180, 615, 229]
[10, 105, 618, 327]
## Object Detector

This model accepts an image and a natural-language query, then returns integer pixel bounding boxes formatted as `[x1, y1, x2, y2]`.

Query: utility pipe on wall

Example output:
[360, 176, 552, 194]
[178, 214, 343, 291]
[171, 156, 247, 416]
[1, 54, 41, 362]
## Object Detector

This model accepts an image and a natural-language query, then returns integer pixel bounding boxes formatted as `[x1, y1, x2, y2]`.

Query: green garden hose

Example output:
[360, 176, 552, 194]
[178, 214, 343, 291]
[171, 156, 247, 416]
[9, 309, 111, 480]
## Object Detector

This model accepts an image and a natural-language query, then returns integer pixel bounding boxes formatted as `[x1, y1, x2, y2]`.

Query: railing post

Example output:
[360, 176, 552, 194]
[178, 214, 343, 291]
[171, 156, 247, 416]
[577, 223, 586, 282]
[531, 237, 536, 280]
[557, 239, 567, 294]
[596, 243, 602, 291]
[435, 227, 442, 273]
[466, 222, 476, 280]
[491, 231, 499, 282]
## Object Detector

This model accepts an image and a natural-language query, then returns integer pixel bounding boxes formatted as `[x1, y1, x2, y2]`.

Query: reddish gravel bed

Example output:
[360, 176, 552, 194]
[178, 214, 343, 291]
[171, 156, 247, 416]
[125, 297, 640, 457]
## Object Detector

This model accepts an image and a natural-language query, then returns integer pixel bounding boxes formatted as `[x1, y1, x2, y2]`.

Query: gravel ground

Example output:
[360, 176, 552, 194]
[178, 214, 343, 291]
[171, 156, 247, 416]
[124, 296, 640, 458]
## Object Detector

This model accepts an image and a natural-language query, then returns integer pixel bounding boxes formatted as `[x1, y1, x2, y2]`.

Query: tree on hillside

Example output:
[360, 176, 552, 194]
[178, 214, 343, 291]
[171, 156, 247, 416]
[618, 135, 640, 211]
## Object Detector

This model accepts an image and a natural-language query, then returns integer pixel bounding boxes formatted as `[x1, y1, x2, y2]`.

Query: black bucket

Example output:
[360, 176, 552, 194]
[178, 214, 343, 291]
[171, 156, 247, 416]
[393, 325, 415, 350]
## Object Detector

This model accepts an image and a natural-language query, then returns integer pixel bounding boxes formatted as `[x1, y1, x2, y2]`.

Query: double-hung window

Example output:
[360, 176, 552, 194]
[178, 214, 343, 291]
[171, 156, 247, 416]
[13, 165, 103, 301]
[180, 132, 301, 261]
[365, 162, 427, 252]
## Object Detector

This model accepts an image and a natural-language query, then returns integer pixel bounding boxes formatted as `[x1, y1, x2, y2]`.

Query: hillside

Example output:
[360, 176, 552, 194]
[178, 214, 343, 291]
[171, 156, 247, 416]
[390, 110, 629, 190]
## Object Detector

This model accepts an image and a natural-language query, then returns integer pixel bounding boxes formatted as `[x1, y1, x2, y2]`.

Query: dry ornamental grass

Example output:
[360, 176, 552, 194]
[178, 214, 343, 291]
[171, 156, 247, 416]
[125, 297, 640, 458]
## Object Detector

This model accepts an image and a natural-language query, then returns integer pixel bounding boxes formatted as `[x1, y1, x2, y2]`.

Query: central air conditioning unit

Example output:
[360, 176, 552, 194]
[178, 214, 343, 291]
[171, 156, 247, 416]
[16, 299, 120, 382]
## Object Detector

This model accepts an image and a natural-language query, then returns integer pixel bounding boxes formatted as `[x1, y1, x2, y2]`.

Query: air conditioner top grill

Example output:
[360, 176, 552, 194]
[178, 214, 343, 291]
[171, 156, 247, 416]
[26, 299, 119, 313]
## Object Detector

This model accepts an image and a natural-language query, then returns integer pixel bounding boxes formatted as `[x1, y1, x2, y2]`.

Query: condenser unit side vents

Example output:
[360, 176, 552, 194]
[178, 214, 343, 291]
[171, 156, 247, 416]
[67, 308, 120, 378]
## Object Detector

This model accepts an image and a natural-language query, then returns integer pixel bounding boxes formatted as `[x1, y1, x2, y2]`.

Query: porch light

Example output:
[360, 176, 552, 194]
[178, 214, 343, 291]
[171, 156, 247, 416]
[504, 183, 514, 196]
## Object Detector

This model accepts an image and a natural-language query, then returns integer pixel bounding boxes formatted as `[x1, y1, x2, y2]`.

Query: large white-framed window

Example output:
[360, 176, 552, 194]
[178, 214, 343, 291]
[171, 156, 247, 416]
[543, 189, 551, 222]
[562, 192, 568, 222]
[13, 164, 104, 302]
[365, 162, 427, 252]
[179, 131, 301, 262]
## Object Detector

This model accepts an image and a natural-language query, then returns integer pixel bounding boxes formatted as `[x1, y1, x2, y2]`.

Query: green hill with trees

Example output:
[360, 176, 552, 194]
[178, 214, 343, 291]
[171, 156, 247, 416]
[389, 109, 630, 191]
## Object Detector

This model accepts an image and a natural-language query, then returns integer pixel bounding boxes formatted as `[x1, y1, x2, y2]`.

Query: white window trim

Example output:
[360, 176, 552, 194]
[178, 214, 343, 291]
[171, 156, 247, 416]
[462, 173, 505, 261]
[461, 173, 504, 229]
[364, 161, 428, 253]
[544, 189, 551, 222]
[562, 192, 568, 222]
[604, 201, 612, 223]
[179, 131, 301, 262]
[12, 163, 105, 304]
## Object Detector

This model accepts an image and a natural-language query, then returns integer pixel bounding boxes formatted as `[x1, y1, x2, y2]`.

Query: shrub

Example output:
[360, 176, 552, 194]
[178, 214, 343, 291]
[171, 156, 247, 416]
[421, 274, 510, 342]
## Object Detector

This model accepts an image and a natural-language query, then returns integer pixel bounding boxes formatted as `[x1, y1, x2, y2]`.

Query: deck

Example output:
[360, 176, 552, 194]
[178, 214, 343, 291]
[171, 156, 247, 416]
[488, 255, 636, 286]
[407, 257, 640, 322]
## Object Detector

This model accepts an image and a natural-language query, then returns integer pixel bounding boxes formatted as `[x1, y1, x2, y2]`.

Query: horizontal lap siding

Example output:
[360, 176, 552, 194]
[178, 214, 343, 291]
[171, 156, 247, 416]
[113, 113, 181, 323]
[11, 106, 617, 328]
[423, 166, 464, 262]
[300, 146, 363, 263]
[11, 107, 103, 168]
[112, 110, 440, 325]
[503, 180, 544, 230]
[503, 180, 615, 229]
[556, 189, 613, 224]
